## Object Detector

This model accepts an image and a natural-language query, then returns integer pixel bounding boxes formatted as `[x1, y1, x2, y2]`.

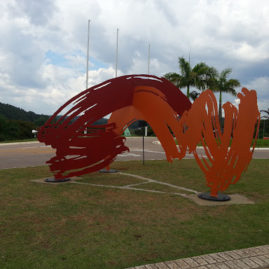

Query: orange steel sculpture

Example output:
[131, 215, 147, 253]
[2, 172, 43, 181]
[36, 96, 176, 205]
[38, 74, 260, 198]
[177, 88, 260, 197]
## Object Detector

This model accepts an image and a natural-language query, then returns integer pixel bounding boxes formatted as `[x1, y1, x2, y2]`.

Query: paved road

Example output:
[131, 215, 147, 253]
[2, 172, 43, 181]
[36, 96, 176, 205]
[0, 137, 268, 169]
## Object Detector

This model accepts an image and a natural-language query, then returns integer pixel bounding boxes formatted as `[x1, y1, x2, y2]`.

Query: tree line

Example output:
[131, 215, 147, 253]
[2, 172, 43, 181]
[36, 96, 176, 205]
[0, 102, 49, 141]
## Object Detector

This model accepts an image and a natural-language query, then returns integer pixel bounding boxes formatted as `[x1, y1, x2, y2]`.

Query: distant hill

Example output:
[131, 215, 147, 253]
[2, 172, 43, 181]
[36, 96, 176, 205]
[0, 102, 110, 141]
[0, 102, 111, 127]
[0, 102, 112, 126]
[0, 102, 49, 126]
[93, 117, 108, 125]
[0, 102, 149, 141]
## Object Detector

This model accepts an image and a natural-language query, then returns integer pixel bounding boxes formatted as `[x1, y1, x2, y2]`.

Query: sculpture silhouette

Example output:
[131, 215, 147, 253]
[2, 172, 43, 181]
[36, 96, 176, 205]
[38, 75, 191, 178]
[178, 88, 260, 197]
[38, 75, 260, 197]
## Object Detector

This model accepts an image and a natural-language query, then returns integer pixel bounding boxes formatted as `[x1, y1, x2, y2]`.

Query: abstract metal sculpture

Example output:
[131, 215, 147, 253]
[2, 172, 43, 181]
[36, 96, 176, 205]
[38, 75, 260, 198]
[177, 88, 260, 198]
[38, 75, 191, 178]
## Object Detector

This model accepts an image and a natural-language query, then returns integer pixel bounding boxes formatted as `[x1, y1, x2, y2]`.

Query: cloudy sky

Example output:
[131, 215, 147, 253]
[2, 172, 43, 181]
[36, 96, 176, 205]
[0, 0, 269, 115]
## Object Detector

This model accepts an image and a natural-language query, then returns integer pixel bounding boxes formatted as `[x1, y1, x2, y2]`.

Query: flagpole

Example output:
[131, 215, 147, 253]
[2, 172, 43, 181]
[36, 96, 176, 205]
[101, 28, 119, 174]
[115, 28, 119, 77]
[148, 43, 151, 75]
[143, 43, 151, 165]
[86, 19, 90, 89]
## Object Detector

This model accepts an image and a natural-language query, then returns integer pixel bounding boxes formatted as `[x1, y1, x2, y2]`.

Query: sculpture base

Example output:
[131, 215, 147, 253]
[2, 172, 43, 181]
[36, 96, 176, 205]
[45, 177, 71, 183]
[99, 169, 118, 173]
[198, 192, 231, 202]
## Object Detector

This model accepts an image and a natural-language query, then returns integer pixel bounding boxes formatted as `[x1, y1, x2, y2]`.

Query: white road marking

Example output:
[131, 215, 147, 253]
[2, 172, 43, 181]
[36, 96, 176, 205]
[131, 148, 165, 154]
[118, 153, 140, 157]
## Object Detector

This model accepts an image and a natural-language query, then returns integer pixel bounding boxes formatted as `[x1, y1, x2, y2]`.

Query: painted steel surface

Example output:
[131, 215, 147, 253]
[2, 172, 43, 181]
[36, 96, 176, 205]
[38, 75, 259, 197]
[38, 75, 191, 178]
[178, 88, 260, 196]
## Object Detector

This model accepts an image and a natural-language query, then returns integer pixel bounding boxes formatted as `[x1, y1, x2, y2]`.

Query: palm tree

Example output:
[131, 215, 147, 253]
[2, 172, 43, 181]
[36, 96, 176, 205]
[212, 68, 240, 124]
[164, 57, 192, 98]
[164, 57, 217, 99]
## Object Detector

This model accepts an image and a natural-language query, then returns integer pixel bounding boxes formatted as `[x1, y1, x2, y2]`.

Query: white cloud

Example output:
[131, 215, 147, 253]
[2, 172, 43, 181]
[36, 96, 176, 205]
[245, 76, 269, 111]
[233, 42, 269, 62]
[0, 0, 269, 115]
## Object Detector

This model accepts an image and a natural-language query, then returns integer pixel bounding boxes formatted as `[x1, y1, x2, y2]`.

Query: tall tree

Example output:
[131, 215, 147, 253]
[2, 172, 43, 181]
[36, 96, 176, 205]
[164, 57, 217, 99]
[212, 68, 240, 123]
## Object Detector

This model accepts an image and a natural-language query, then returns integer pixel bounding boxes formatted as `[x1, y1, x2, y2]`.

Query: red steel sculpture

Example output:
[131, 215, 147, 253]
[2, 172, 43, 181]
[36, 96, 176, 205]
[38, 75, 260, 197]
[38, 75, 191, 178]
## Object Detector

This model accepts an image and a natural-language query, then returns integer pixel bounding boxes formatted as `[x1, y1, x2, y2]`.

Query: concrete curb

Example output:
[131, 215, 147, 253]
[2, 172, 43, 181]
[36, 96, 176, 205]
[0, 141, 39, 146]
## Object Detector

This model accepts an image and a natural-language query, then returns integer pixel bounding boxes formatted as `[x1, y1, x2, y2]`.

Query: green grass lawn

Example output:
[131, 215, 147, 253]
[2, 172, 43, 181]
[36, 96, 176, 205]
[0, 160, 268, 269]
